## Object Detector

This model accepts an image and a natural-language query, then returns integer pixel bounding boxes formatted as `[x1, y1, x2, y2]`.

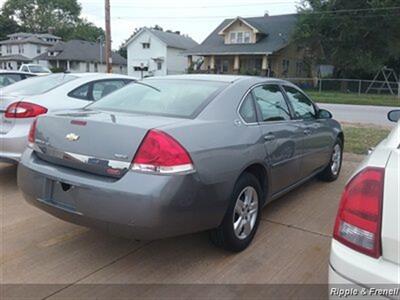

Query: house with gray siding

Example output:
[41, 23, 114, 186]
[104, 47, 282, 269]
[35, 39, 127, 74]
[0, 32, 60, 70]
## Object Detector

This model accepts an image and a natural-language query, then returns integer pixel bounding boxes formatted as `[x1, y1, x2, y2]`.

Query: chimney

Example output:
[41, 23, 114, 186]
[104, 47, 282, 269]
[264, 10, 269, 17]
[175, 31, 181, 35]
[48, 27, 55, 34]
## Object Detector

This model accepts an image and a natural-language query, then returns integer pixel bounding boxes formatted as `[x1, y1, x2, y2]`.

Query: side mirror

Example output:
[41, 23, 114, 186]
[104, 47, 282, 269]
[317, 109, 332, 119]
[388, 110, 400, 123]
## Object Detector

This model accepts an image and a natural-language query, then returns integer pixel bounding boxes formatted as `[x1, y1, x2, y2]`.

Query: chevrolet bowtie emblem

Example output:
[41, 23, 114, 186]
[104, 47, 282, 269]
[66, 133, 80, 142]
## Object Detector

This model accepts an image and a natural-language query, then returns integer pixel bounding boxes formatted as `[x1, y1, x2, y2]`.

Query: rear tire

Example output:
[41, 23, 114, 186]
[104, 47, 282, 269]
[318, 139, 343, 182]
[210, 173, 262, 252]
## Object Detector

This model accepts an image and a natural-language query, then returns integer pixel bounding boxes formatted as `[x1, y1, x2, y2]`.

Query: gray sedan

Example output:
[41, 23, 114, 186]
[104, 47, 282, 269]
[18, 75, 343, 252]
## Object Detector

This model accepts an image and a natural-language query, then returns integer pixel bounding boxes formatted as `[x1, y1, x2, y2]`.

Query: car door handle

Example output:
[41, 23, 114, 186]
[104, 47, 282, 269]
[264, 134, 276, 142]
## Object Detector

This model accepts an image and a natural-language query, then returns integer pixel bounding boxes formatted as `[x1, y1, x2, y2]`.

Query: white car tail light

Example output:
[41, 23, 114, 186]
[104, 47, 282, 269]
[333, 167, 384, 258]
[132, 129, 194, 174]
[5, 102, 47, 118]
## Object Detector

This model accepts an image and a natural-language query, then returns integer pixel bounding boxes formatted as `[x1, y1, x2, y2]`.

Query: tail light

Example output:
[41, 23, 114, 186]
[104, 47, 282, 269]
[132, 129, 194, 174]
[28, 118, 38, 145]
[333, 167, 384, 258]
[5, 102, 47, 118]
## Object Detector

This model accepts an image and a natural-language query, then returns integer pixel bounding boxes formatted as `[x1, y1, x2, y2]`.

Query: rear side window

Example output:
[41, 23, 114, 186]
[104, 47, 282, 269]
[284, 86, 316, 120]
[1, 74, 77, 95]
[252, 85, 291, 122]
[239, 93, 257, 123]
[92, 80, 126, 101]
[0, 74, 22, 87]
[70, 84, 90, 100]
[89, 79, 228, 118]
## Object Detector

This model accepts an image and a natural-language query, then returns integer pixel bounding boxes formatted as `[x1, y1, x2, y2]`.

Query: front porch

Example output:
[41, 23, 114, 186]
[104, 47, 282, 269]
[188, 54, 270, 76]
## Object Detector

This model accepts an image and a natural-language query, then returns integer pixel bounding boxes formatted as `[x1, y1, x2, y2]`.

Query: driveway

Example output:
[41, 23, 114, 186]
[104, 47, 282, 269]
[1, 156, 362, 299]
[318, 103, 398, 127]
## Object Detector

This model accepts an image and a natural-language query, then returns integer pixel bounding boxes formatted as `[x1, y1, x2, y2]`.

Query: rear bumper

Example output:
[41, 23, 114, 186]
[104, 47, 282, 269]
[0, 122, 30, 162]
[329, 240, 400, 299]
[18, 149, 229, 240]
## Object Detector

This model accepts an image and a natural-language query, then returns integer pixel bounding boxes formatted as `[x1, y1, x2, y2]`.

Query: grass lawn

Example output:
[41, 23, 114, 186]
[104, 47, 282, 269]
[343, 125, 391, 155]
[307, 91, 400, 107]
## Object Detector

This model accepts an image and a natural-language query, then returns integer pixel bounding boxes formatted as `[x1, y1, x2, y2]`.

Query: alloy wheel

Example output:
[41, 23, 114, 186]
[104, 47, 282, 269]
[233, 186, 259, 240]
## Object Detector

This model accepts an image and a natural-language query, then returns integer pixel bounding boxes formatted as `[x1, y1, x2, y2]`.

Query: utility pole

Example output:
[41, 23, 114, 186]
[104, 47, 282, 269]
[105, 0, 112, 73]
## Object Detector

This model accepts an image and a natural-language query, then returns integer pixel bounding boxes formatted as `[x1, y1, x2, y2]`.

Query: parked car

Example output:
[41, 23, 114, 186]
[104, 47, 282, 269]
[18, 75, 344, 251]
[19, 64, 52, 75]
[329, 110, 400, 293]
[0, 73, 135, 163]
[0, 70, 37, 88]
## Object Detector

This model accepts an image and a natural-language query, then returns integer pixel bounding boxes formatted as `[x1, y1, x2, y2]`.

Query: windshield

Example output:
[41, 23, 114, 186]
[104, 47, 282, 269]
[1, 74, 77, 95]
[29, 65, 51, 73]
[89, 79, 228, 118]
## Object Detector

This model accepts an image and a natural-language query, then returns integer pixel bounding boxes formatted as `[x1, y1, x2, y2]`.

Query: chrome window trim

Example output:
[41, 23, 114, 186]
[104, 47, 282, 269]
[237, 82, 300, 126]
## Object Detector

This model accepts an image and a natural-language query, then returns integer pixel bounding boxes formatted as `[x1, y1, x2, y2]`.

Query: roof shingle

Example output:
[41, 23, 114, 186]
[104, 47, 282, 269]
[185, 14, 298, 55]
[35, 40, 127, 65]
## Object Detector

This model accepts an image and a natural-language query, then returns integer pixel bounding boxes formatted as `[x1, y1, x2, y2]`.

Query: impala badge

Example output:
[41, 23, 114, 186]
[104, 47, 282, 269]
[66, 133, 80, 142]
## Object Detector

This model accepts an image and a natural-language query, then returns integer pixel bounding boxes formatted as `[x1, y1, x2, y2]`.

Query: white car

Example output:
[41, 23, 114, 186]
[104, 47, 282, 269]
[329, 110, 400, 298]
[0, 73, 135, 163]
[19, 64, 52, 76]
[0, 70, 37, 88]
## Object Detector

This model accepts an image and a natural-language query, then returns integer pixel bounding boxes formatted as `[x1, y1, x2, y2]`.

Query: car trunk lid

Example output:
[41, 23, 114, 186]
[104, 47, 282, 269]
[33, 109, 184, 178]
[381, 149, 400, 265]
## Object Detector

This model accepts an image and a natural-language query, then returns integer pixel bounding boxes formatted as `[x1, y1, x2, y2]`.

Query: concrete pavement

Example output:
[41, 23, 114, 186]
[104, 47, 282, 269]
[318, 103, 398, 127]
[0, 156, 363, 299]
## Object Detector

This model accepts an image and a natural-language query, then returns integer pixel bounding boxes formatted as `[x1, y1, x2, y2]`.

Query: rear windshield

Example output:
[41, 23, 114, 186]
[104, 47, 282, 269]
[89, 79, 228, 118]
[29, 65, 51, 73]
[1, 73, 77, 95]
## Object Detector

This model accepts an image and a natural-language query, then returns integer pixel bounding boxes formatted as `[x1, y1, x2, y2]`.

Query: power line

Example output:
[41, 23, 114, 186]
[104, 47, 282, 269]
[300, 6, 400, 15]
[84, 1, 298, 9]
[114, 11, 400, 20]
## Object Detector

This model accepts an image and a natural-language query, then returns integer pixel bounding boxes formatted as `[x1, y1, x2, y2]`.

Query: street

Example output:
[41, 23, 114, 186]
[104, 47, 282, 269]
[318, 103, 398, 127]
[1, 154, 363, 299]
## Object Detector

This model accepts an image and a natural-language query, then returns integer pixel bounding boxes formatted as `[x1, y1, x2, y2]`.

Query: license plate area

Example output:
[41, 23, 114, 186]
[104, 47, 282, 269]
[43, 178, 78, 213]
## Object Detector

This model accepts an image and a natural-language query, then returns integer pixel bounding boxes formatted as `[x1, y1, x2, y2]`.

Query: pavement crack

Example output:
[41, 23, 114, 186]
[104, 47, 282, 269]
[41, 240, 153, 300]
[262, 218, 332, 238]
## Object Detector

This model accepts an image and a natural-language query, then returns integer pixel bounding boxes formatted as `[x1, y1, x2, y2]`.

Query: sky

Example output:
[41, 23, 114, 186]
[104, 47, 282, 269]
[0, 0, 300, 49]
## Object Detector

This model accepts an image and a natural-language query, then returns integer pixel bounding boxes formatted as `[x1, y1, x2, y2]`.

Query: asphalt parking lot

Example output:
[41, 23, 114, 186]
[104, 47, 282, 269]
[1, 155, 363, 299]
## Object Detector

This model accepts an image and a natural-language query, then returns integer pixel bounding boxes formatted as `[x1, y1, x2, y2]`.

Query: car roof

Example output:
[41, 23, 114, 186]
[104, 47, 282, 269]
[67, 72, 135, 80]
[0, 70, 36, 75]
[144, 74, 292, 85]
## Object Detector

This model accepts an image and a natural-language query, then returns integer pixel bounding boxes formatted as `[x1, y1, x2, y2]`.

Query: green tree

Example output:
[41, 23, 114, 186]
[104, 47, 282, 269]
[57, 19, 104, 43]
[0, 14, 21, 40]
[295, 0, 400, 78]
[2, 0, 81, 33]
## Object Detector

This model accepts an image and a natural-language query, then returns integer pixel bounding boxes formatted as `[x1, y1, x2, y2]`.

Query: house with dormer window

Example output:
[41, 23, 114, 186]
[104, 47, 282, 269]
[185, 14, 308, 78]
[0, 32, 61, 70]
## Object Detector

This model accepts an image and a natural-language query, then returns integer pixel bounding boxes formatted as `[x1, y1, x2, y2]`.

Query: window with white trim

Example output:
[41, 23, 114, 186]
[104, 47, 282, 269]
[228, 31, 252, 44]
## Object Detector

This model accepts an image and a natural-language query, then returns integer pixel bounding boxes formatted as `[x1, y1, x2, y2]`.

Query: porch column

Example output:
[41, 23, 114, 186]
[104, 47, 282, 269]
[234, 55, 240, 73]
[262, 55, 269, 76]
[66, 60, 70, 71]
[56, 60, 60, 68]
[209, 55, 215, 72]
[187, 55, 193, 69]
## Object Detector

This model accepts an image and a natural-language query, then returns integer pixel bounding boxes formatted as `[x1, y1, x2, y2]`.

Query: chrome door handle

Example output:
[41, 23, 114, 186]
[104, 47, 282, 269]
[264, 134, 275, 141]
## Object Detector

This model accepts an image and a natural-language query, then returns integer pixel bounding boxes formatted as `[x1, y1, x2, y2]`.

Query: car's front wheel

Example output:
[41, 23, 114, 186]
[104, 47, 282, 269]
[210, 173, 262, 252]
[318, 139, 343, 182]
